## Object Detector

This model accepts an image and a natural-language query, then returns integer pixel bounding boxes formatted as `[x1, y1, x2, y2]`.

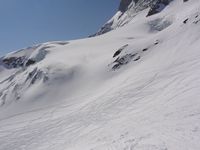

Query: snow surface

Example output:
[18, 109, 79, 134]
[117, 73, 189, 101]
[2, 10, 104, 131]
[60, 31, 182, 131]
[1, 0, 200, 150]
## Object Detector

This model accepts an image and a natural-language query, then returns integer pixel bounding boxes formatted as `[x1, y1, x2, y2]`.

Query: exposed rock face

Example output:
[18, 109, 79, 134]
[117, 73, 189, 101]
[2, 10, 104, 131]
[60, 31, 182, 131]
[147, 0, 171, 16]
[118, 0, 133, 13]
[1, 56, 37, 69]
[93, 0, 172, 36]
[2, 57, 25, 68]
[0, 41, 69, 69]
[119, 0, 172, 16]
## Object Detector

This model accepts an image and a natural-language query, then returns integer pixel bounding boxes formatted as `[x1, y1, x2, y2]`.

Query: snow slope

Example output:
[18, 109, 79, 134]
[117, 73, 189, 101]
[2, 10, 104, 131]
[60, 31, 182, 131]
[1, 0, 200, 150]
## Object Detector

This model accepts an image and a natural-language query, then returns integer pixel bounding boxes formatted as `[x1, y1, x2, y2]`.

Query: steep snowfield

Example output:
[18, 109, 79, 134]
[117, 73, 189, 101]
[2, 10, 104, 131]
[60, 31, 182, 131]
[1, 0, 200, 150]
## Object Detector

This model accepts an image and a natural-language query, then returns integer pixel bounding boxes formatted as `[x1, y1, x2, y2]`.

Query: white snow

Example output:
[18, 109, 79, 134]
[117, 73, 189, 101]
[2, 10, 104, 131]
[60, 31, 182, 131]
[0, 0, 200, 150]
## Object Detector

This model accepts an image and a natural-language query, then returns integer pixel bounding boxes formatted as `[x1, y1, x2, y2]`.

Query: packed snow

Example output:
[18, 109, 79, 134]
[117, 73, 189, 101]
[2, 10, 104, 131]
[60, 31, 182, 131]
[0, 0, 200, 150]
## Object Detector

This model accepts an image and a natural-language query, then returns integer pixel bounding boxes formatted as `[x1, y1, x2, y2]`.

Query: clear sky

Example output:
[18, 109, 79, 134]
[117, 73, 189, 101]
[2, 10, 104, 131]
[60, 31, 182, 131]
[0, 0, 120, 56]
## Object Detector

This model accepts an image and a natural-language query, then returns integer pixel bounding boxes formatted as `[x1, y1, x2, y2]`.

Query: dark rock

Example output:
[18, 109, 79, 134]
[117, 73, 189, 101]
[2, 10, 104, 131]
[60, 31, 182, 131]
[154, 40, 159, 45]
[26, 68, 38, 82]
[113, 50, 122, 58]
[2, 56, 37, 69]
[142, 48, 148, 51]
[112, 63, 121, 70]
[147, 0, 171, 17]
[193, 20, 200, 24]
[114, 53, 137, 64]
[112, 53, 139, 70]
[134, 56, 141, 61]
[26, 59, 36, 67]
[2, 57, 25, 69]
[119, 0, 133, 13]
[31, 70, 43, 85]
[183, 18, 188, 24]
[113, 44, 128, 58]
[26, 68, 48, 85]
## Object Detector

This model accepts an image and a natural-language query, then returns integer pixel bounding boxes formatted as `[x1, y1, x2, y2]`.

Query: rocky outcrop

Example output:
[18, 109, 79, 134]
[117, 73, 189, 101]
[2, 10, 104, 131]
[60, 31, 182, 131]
[2, 56, 25, 69]
[147, 0, 171, 17]
[118, 0, 134, 13]
[110, 44, 141, 70]
[93, 0, 173, 36]
[0, 41, 68, 69]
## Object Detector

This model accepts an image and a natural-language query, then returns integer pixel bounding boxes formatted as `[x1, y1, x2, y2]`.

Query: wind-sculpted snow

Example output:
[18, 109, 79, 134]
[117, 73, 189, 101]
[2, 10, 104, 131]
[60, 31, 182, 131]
[0, 41, 70, 106]
[1, 0, 200, 150]
[0, 62, 81, 106]
[148, 17, 173, 32]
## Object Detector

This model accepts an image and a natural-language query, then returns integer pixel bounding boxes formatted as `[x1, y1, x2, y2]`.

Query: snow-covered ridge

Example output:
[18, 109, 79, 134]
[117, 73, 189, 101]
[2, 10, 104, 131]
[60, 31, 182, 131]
[0, 41, 70, 106]
[0, 41, 69, 69]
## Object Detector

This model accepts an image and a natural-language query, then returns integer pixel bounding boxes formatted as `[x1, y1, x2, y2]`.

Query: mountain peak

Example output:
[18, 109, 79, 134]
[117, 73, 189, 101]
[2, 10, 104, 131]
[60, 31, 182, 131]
[93, 0, 173, 36]
[118, 0, 133, 13]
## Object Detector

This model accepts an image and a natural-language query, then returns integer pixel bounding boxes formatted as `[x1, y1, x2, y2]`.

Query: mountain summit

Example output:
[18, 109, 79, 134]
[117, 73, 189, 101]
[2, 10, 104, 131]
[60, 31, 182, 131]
[94, 0, 172, 36]
[1, 0, 200, 150]
[118, 0, 133, 12]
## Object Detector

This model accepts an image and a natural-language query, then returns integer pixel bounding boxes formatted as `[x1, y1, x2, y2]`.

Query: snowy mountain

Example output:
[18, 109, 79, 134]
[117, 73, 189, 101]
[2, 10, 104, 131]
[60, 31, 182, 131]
[1, 0, 200, 150]
[94, 0, 172, 36]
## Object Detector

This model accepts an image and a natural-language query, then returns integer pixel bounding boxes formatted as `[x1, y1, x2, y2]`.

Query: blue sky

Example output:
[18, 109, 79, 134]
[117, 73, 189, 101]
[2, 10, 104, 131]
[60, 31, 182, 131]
[0, 0, 119, 56]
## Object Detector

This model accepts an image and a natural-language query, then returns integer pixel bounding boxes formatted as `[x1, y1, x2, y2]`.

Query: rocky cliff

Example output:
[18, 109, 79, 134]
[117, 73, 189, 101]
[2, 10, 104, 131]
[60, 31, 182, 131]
[93, 0, 172, 36]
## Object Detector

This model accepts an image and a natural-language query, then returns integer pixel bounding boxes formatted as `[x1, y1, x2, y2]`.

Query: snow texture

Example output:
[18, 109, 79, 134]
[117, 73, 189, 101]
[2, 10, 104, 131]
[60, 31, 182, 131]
[1, 0, 200, 150]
